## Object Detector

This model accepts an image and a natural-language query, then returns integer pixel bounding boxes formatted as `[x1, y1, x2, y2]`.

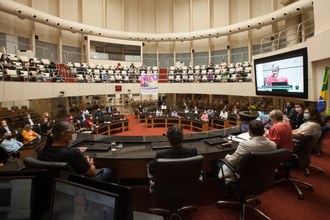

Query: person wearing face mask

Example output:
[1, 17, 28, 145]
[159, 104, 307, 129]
[38, 121, 114, 180]
[201, 110, 209, 122]
[288, 103, 305, 129]
[292, 107, 322, 139]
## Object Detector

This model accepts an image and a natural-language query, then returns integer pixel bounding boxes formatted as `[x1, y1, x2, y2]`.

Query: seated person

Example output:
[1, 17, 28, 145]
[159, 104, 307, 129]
[40, 112, 52, 134]
[219, 108, 228, 120]
[193, 106, 199, 114]
[171, 109, 179, 118]
[184, 107, 190, 114]
[24, 113, 36, 126]
[137, 105, 144, 114]
[292, 107, 322, 139]
[207, 108, 215, 117]
[155, 108, 162, 117]
[86, 116, 97, 130]
[0, 54, 14, 69]
[201, 110, 209, 122]
[38, 121, 114, 181]
[94, 108, 104, 121]
[265, 109, 294, 151]
[0, 119, 12, 137]
[22, 124, 40, 144]
[72, 119, 86, 133]
[266, 64, 288, 86]
[217, 120, 276, 182]
[1, 133, 23, 155]
[161, 102, 167, 110]
[147, 126, 197, 180]
[287, 103, 304, 129]
[66, 114, 74, 123]
[231, 105, 239, 117]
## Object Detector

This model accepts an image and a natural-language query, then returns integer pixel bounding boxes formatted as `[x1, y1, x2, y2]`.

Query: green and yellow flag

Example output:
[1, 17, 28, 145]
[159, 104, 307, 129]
[317, 66, 329, 114]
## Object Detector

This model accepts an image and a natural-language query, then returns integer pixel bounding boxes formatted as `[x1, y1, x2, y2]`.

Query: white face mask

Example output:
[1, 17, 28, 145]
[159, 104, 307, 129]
[70, 133, 77, 144]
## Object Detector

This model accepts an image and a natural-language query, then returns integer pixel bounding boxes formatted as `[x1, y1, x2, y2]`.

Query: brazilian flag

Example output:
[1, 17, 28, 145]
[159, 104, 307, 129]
[317, 66, 329, 114]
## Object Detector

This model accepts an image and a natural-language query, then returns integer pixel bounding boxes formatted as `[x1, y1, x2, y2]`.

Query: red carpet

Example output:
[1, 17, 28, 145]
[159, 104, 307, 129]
[116, 116, 330, 219]
[113, 115, 195, 136]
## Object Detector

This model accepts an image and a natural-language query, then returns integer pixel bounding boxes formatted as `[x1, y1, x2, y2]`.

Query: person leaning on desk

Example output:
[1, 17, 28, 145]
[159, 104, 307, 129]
[38, 121, 114, 181]
[217, 120, 277, 183]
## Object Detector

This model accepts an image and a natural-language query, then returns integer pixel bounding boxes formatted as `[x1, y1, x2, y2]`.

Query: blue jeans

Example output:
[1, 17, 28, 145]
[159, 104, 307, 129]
[93, 168, 115, 181]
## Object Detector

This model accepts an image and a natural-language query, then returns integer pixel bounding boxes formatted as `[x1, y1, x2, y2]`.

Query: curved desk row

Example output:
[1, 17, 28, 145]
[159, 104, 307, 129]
[94, 119, 129, 135]
[1, 126, 241, 180]
[141, 115, 239, 132]
[77, 126, 240, 179]
[145, 117, 209, 132]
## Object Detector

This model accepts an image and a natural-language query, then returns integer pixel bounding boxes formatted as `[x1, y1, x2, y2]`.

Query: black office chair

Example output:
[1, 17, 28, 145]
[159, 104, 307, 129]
[217, 149, 290, 220]
[314, 125, 330, 156]
[0, 146, 10, 164]
[276, 131, 320, 199]
[23, 156, 73, 185]
[149, 155, 204, 220]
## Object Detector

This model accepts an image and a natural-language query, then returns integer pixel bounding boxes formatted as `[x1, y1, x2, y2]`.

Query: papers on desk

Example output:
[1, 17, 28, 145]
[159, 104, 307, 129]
[232, 132, 250, 143]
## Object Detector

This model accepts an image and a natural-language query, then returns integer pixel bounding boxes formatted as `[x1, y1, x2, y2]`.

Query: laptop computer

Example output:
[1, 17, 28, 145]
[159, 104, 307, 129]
[204, 137, 227, 145]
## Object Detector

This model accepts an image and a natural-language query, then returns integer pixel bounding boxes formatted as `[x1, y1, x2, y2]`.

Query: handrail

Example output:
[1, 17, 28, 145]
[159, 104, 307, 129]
[260, 16, 314, 53]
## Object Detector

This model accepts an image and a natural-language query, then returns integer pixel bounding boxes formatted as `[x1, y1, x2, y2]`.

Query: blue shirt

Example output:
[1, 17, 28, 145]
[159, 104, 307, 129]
[1, 138, 23, 153]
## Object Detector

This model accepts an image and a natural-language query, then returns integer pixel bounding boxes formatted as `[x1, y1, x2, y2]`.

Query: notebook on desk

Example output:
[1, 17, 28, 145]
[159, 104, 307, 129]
[204, 137, 227, 145]
[150, 142, 171, 150]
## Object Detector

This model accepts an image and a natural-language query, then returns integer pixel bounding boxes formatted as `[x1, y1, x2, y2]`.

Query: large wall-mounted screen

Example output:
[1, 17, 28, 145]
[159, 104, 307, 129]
[254, 48, 308, 99]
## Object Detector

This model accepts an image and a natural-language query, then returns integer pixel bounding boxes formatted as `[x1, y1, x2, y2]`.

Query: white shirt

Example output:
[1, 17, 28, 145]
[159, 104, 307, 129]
[219, 111, 228, 119]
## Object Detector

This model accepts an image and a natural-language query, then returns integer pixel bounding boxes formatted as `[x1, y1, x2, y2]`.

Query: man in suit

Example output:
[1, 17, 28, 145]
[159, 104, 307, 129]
[0, 119, 12, 138]
[218, 120, 276, 183]
[147, 125, 197, 179]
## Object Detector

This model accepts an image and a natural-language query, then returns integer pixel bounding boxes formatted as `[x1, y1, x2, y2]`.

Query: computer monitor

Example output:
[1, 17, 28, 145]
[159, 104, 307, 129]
[66, 173, 133, 220]
[240, 122, 250, 133]
[0, 176, 34, 220]
[0, 169, 49, 220]
[50, 178, 118, 220]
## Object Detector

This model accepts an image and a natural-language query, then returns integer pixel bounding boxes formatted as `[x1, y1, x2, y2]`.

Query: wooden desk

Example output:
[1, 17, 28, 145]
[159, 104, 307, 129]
[145, 117, 209, 132]
[95, 120, 129, 135]
[85, 139, 237, 179]
[209, 117, 230, 128]
[1, 127, 240, 180]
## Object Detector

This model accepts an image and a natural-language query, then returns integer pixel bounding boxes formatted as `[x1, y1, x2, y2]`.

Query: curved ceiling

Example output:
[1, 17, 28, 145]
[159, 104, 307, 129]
[0, 0, 313, 42]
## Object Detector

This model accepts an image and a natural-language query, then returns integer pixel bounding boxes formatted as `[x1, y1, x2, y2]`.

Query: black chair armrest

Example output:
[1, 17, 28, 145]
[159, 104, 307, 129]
[218, 159, 239, 182]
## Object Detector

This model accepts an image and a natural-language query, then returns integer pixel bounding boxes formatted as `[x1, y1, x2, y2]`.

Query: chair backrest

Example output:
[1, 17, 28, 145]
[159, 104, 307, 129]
[315, 125, 330, 153]
[294, 130, 321, 168]
[23, 156, 73, 176]
[236, 149, 290, 195]
[0, 147, 10, 163]
[153, 155, 204, 209]
[23, 156, 74, 190]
